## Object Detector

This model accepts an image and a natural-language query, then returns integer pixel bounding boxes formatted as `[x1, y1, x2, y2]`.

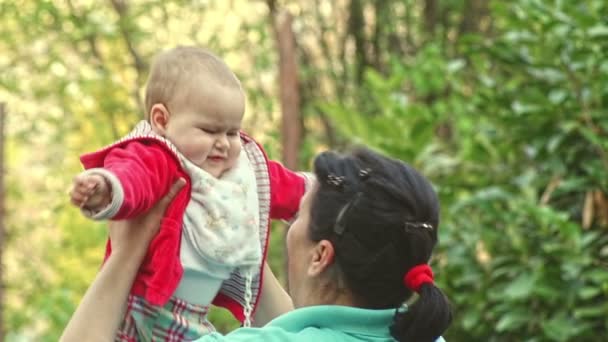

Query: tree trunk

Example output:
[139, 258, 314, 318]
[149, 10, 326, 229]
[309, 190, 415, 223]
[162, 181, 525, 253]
[0, 103, 5, 341]
[265, 3, 303, 281]
[372, 0, 390, 71]
[424, 0, 439, 37]
[274, 11, 302, 170]
[348, 0, 369, 84]
[459, 0, 489, 36]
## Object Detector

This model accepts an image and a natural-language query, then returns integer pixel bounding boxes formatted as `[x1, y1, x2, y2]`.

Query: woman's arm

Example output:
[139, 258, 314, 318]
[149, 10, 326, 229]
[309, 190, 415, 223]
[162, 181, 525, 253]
[60, 247, 142, 342]
[60, 178, 186, 342]
[252, 262, 294, 327]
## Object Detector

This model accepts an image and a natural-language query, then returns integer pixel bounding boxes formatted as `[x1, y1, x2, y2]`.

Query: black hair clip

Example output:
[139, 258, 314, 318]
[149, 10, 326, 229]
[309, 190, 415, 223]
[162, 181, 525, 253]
[327, 173, 345, 188]
[333, 192, 362, 235]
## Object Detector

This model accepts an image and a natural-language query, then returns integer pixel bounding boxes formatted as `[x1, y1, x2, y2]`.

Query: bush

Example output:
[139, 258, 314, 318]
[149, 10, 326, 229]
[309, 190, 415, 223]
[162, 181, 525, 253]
[322, 0, 608, 340]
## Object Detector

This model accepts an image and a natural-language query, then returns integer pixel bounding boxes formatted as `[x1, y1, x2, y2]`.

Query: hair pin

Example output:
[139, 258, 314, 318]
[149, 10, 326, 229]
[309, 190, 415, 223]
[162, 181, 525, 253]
[404, 222, 433, 231]
[358, 168, 372, 180]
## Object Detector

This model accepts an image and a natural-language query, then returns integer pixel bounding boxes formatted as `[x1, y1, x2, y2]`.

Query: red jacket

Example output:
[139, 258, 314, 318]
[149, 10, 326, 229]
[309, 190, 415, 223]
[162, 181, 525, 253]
[80, 131, 307, 322]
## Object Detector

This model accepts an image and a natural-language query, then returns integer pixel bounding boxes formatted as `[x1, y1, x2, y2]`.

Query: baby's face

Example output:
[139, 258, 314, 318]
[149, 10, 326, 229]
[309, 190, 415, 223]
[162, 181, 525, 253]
[163, 83, 245, 177]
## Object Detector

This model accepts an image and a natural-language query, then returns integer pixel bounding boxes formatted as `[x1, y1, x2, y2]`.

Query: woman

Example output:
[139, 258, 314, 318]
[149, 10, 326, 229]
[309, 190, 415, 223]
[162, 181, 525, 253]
[62, 148, 452, 342]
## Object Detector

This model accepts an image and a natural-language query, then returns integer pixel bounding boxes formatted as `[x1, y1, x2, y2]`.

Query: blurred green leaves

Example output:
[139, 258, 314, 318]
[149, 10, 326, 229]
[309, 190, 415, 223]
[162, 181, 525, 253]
[319, 0, 608, 340]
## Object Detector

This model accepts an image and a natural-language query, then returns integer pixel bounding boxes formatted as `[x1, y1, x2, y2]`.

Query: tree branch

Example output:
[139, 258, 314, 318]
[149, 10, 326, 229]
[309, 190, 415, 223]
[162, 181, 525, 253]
[66, 0, 121, 139]
[311, 0, 345, 100]
[348, 0, 370, 84]
[108, 0, 146, 114]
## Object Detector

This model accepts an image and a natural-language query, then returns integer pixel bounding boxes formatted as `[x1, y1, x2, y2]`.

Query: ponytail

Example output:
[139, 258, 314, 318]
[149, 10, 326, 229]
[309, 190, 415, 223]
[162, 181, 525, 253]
[390, 283, 452, 342]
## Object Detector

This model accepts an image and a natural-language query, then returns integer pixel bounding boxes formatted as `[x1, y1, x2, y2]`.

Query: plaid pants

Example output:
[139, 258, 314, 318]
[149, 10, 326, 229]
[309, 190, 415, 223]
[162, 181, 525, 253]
[115, 295, 215, 342]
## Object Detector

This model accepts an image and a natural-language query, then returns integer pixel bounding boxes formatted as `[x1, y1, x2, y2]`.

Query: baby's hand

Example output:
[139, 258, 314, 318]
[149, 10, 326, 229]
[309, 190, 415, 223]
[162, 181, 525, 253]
[70, 173, 111, 211]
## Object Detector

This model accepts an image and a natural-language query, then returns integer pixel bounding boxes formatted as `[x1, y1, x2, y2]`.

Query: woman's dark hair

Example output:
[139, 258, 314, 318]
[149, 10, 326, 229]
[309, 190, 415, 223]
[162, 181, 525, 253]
[309, 148, 452, 342]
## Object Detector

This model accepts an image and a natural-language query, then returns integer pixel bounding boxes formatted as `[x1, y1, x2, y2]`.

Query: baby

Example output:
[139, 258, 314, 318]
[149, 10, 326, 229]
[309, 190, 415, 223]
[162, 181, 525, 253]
[70, 46, 309, 341]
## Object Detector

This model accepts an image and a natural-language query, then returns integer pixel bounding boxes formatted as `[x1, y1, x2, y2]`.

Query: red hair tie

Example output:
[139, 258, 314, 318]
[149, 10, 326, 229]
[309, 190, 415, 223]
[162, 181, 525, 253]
[403, 264, 434, 292]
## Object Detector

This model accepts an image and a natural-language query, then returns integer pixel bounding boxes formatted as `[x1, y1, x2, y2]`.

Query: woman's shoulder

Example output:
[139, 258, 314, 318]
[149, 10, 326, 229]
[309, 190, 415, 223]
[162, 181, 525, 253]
[198, 320, 383, 342]
[196, 320, 391, 342]
[197, 321, 445, 342]
[196, 326, 335, 342]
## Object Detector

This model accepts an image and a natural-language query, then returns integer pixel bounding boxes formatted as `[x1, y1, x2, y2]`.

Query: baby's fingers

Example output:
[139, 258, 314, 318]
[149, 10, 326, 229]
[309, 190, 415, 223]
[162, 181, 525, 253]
[73, 182, 93, 197]
[69, 188, 88, 207]
[84, 178, 100, 191]
[74, 174, 98, 192]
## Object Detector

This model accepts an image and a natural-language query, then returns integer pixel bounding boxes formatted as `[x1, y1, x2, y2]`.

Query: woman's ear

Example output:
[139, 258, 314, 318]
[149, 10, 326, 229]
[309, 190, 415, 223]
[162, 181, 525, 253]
[149, 103, 170, 136]
[307, 240, 335, 277]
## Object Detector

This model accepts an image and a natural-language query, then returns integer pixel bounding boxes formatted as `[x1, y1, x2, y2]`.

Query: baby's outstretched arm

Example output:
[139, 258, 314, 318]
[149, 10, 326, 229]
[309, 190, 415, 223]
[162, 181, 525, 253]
[77, 141, 183, 220]
[70, 172, 111, 211]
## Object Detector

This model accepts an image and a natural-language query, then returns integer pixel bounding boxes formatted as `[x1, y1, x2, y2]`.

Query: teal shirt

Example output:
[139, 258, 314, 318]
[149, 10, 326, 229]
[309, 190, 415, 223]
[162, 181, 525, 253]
[199, 305, 446, 342]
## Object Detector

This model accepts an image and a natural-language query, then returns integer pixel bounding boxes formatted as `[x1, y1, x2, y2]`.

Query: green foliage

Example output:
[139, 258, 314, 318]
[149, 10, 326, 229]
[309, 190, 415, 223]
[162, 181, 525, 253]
[322, 0, 608, 340]
[1, 1, 277, 340]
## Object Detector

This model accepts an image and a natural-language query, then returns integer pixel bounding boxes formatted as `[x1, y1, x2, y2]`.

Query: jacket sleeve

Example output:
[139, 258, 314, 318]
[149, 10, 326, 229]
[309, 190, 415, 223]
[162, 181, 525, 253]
[88, 141, 180, 220]
[267, 160, 313, 221]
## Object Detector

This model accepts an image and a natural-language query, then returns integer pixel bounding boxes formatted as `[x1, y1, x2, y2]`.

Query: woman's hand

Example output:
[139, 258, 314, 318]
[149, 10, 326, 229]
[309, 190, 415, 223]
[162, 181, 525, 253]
[61, 178, 186, 342]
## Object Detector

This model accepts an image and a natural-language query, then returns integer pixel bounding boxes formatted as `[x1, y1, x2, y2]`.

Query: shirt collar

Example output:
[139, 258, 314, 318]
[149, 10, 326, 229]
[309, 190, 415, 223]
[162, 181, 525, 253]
[267, 305, 397, 337]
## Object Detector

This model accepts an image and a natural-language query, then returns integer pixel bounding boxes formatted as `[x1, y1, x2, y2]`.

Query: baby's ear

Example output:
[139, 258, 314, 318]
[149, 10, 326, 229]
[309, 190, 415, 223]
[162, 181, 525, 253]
[150, 103, 170, 135]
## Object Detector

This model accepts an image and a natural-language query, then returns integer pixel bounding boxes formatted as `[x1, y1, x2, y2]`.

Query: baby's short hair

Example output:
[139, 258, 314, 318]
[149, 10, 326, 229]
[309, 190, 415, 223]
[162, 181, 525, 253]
[144, 46, 242, 115]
